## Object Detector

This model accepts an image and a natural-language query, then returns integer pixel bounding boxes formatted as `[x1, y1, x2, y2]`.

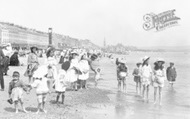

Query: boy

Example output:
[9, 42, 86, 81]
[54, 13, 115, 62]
[29, 76, 51, 114]
[166, 62, 177, 87]
[132, 63, 142, 95]
[8, 71, 29, 113]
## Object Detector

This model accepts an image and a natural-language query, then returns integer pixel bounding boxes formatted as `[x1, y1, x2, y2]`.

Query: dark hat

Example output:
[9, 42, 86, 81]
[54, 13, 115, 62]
[46, 46, 55, 57]
[30, 46, 38, 51]
[136, 62, 142, 65]
[170, 62, 174, 65]
[91, 54, 98, 60]
[12, 71, 20, 77]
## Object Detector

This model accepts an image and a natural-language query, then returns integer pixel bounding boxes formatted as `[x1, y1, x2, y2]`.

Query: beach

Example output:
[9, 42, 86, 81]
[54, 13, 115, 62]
[0, 51, 190, 119]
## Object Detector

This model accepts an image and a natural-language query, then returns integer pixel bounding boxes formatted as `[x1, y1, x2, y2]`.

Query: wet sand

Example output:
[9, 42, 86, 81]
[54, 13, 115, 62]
[0, 53, 190, 119]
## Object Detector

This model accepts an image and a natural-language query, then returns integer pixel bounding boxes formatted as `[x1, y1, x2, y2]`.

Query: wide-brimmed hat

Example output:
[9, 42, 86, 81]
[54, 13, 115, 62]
[71, 50, 78, 55]
[155, 58, 165, 64]
[119, 59, 127, 64]
[30, 46, 38, 51]
[90, 54, 98, 60]
[46, 46, 55, 57]
[1, 43, 9, 47]
[142, 56, 150, 62]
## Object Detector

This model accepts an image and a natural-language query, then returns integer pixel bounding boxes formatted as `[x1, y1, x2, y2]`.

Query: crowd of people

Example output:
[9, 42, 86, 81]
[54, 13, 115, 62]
[115, 56, 177, 105]
[0, 44, 102, 114]
[0, 43, 178, 114]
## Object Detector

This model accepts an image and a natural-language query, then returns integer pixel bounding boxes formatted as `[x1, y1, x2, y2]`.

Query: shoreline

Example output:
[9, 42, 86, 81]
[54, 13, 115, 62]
[0, 56, 190, 119]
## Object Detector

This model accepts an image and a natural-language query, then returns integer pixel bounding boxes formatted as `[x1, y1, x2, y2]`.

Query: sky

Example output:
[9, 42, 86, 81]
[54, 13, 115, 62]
[0, 0, 189, 47]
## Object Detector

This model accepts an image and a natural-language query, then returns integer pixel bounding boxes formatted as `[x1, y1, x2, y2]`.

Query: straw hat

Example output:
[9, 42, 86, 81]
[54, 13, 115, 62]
[71, 50, 78, 55]
[46, 46, 55, 57]
[155, 58, 165, 64]
[142, 56, 150, 62]
[119, 59, 127, 64]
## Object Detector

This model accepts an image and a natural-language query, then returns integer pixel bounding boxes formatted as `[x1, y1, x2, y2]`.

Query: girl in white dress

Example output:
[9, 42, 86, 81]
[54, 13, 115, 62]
[66, 51, 81, 91]
[78, 54, 90, 89]
[54, 69, 67, 104]
[33, 47, 58, 92]
[141, 56, 152, 101]
[153, 58, 166, 105]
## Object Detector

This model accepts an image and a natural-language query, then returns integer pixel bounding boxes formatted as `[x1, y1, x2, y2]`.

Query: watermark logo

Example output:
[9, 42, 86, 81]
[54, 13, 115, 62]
[143, 9, 180, 31]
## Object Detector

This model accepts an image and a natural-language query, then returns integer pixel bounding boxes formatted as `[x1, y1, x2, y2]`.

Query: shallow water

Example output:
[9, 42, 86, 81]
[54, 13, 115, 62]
[97, 52, 190, 119]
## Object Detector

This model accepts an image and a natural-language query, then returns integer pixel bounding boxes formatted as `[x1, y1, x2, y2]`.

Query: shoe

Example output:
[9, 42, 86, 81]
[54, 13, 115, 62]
[7, 99, 13, 104]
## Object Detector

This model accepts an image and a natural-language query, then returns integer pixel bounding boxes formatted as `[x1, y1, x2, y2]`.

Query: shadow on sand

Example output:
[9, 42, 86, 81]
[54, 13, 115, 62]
[4, 107, 15, 112]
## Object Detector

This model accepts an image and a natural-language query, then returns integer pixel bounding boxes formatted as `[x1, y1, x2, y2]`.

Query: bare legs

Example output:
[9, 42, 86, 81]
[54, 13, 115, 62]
[14, 101, 19, 113]
[159, 87, 162, 105]
[136, 82, 141, 95]
[142, 85, 149, 101]
[36, 103, 41, 114]
[118, 79, 121, 91]
[117, 77, 127, 93]
[123, 78, 127, 93]
[36, 94, 47, 114]
[14, 100, 28, 113]
[154, 87, 157, 104]
[154, 87, 162, 105]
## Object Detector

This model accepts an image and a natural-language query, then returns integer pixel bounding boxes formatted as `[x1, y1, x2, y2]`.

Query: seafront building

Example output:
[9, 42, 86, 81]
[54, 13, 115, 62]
[0, 22, 98, 50]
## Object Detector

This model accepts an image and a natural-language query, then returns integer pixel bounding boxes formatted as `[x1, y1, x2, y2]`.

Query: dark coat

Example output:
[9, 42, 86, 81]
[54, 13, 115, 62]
[166, 66, 177, 81]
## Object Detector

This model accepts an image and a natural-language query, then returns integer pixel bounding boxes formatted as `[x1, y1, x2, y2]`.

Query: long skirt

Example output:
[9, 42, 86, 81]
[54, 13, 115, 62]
[24, 63, 38, 77]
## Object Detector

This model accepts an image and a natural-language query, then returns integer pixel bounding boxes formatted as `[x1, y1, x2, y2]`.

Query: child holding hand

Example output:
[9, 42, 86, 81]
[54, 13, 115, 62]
[29, 70, 51, 114]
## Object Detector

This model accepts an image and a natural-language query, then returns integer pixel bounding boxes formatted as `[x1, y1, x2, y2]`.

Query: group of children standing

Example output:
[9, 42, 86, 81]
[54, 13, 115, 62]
[116, 56, 177, 105]
[7, 46, 101, 114]
[132, 56, 177, 105]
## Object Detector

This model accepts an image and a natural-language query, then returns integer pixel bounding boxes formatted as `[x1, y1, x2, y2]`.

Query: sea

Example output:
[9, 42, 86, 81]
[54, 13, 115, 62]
[96, 51, 190, 119]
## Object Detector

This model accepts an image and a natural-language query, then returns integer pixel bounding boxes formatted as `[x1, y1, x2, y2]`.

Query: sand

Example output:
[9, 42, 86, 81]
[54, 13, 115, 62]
[0, 52, 190, 119]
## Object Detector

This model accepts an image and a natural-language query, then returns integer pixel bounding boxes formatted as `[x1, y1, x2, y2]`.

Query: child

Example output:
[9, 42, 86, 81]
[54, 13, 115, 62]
[166, 62, 177, 87]
[8, 71, 29, 113]
[29, 72, 51, 114]
[132, 63, 142, 95]
[117, 60, 128, 93]
[78, 56, 90, 89]
[141, 56, 152, 102]
[95, 68, 101, 87]
[153, 59, 166, 105]
[54, 69, 67, 104]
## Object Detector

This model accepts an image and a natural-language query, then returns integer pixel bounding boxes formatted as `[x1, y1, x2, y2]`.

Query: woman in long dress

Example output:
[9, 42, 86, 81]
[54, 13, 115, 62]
[24, 46, 39, 83]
